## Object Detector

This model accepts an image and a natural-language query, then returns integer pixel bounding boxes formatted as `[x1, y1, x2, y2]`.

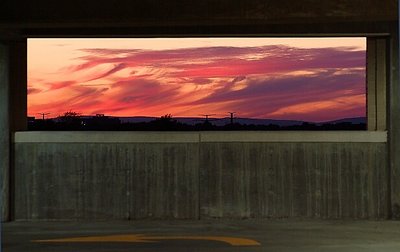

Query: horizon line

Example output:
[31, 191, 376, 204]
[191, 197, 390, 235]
[28, 114, 367, 123]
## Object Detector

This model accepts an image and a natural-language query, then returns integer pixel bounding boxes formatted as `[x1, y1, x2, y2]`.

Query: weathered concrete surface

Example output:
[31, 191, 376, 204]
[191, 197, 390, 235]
[14, 131, 388, 143]
[200, 131, 387, 143]
[0, 43, 10, 222]
[389, 26, 400, 219]
[0, 0, 398, 222]
[14, 142, 387, 220]
[0, 0, 397, 26]
[3, 220, 400, 252]
[200, 143, 388, 219]
[14, 143, 199, 220]
[0, 0, 397, 40]
[9, 41, 27, 132]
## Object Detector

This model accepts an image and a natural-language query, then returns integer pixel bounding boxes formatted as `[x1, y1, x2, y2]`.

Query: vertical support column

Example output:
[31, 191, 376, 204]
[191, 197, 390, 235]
[376, 39, 387, 131]
[367, 38, 377, 131]
[0, 40, 26, 222]
[368, 38, 387, 131]
[9, 41, 27, 132]
[8, 41, 27, 221]
[389, 27, 400, 219]
[0, 43, 10, 222]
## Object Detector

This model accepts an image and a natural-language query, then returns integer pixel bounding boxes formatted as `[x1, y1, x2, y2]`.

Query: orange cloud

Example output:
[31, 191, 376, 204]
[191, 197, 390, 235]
[28, 39, 366, 122]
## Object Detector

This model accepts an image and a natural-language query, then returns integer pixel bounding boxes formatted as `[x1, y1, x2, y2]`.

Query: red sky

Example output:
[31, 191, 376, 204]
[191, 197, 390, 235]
[28, 38, 366, 122]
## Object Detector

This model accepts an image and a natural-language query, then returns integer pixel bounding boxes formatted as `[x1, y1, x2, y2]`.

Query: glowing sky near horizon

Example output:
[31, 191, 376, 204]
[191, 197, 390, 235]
[28, 38, 366, 122]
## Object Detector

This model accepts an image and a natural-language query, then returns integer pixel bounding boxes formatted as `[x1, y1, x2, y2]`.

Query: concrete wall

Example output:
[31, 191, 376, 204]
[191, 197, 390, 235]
[14, 132, 388, 220]
[15, 143, 199, 220]
[0, 41, 27, 221]
[200, 142, 387, 219]
[389, 25, 400, 219]
[0, 0, 398, 220]
[0, 43, 10, 221]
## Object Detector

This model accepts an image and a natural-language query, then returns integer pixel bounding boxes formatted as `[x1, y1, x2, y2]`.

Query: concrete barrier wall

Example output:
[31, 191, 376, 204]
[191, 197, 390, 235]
[200, 143, 388, 219]
[15, 143, 199, 220]
[14, 132, 388, 220]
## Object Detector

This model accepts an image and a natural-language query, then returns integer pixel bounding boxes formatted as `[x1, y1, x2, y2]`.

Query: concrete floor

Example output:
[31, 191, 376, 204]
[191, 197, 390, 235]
[2, 219, 400, 252]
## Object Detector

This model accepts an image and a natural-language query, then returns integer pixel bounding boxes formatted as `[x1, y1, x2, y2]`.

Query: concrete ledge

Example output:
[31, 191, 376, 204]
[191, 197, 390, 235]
[13, 131, 200, 143]
[200, 131, 388, 143]
[14, 131, 387, 143]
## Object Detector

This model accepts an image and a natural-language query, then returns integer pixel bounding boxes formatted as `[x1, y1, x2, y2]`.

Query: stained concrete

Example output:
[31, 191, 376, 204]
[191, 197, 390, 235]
[0, 0, 399, 222]
[8, 41, 27, 132]
[0, 43, 10, 222]
[14, 143, 199, 220]
[200, 142, 388, 219]
[0, 0, 397, 27]
[389, 27, 400, 219]
[14, 142, 387, 220]
[2, 220, 400, 252]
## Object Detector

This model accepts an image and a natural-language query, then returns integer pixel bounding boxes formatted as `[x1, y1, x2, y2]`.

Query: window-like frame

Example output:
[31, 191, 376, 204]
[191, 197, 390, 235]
[367, 37, 388, 131]
[17, 36, 389, 143]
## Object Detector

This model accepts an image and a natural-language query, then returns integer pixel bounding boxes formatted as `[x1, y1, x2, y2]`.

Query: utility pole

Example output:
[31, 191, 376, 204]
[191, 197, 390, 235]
[200, 114, 216, 123]
[37, 112, 50, 120]
[228, 112, 236, 125]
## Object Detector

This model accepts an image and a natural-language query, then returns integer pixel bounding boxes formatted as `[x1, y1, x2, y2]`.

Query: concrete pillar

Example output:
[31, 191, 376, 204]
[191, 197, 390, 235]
[0, 40, 26, 222]
[389, 26, 400, 219]
[0, 43, 10, 222]
[9, 42, 27, 132]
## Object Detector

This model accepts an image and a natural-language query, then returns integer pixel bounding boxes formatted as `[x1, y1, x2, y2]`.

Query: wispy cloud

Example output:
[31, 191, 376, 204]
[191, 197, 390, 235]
[28, 42, 366, 121]
[87, 63, 127, 81]
[27, 87, 42, 95]
[48, 80, 76, 90]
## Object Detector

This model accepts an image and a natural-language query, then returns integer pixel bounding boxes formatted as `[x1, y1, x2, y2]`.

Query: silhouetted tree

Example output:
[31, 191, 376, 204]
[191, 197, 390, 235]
[58, 111, 82, 130]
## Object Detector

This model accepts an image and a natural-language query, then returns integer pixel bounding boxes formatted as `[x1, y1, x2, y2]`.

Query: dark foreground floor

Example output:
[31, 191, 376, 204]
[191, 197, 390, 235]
[2, 219, 400, 252]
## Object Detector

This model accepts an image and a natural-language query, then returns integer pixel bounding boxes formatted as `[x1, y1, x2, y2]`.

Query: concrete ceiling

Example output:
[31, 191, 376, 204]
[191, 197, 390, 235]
[0, 0, 397, 26]
[0, 0, 397, 38]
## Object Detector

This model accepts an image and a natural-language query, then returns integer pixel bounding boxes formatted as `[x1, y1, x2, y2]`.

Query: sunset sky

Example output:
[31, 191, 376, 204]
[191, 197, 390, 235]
[28, 38, 366, 122]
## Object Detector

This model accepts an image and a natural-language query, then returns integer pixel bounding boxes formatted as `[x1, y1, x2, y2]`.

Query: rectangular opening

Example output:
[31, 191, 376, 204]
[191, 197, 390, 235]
[27, 37, 367, 131]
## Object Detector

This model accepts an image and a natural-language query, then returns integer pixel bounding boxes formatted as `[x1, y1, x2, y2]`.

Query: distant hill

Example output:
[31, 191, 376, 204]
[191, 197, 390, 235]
[318, 117, 366, 125]
[209, 117, 305, 127]
[117, 116, 366, 127]
[29, 115, 366, 131]
[118, 116, 304, 126]
[119, 116, 157, 123]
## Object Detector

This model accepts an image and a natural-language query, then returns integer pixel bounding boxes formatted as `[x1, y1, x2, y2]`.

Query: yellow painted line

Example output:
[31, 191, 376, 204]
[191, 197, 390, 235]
[34, 235, 153, 243]
[33, 234, 260, 246]
[151, 235, 260, 246]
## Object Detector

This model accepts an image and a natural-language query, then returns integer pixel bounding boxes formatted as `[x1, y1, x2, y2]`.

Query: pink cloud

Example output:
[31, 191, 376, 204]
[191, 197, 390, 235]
[87, 63, 127, 81]
[182, 69, 365, 121]
[48, 80, 76, 90]
[27, 87, 42, 94]
[69, 46, 365, 78]
[29, 44, 366, 121]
